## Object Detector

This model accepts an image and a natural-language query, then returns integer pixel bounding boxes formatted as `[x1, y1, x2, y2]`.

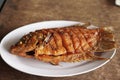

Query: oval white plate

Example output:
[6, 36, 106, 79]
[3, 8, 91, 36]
[0, 20, 116, 77]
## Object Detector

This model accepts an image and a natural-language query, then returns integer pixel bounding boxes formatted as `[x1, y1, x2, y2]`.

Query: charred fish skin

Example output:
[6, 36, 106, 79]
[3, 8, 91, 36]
[10, 24, 116, 65]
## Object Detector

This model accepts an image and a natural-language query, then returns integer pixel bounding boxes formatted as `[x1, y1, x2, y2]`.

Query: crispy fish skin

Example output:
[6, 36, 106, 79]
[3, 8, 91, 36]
[10, 25, 116, 65]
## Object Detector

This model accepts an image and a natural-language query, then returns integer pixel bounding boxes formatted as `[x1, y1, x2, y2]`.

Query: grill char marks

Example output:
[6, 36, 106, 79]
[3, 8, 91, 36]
[71, 27, 84, 53]
[72, 28, 88, 52]
[79, 28, 99, 51]
[66, 28, 79, 54]
[34, 27, 99, 56]
[50, 29, 67, 56]
[77, 28, 91, 51]
[58, 28, 75, 54]
[47, 29, 57, 55]
[35, 29, 51, 55]
[72, 27, 89, 60]
[77, 28, 99, 60]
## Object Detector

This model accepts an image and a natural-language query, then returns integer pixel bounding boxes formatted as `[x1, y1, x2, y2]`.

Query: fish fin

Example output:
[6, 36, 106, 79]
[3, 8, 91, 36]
[86, 52, 109, 60]
[96, 27, 117, 52]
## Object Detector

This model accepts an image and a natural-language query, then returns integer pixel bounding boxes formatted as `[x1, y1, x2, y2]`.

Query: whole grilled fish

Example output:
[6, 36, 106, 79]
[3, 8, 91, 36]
[10, 24, 116, 65]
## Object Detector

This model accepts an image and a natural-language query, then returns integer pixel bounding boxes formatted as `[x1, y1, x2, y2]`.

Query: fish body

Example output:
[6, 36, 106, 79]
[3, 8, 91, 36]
[10, 24, 116, 65]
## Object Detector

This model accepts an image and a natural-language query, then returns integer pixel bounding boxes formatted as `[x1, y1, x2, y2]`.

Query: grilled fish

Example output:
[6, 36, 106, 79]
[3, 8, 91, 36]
[10, 24, 116, 65]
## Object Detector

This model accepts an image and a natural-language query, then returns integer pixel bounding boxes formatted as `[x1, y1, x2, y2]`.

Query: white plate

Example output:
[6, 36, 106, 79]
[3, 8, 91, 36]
[0, 20, 116, 77]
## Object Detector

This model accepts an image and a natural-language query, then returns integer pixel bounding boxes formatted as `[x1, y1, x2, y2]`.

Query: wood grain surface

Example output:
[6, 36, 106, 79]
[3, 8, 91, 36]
[0, 0, 120, 80]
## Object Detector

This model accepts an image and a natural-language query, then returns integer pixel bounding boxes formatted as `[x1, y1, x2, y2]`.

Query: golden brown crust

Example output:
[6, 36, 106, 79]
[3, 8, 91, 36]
[10, 25, 116, 65]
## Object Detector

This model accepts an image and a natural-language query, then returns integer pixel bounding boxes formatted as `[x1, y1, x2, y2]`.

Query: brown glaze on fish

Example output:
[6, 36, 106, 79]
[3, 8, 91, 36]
[10, 24, 116, 65]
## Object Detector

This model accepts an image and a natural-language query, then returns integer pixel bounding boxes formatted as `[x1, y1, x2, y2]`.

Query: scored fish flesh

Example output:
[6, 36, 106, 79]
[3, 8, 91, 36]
[10, 24, 117, 65]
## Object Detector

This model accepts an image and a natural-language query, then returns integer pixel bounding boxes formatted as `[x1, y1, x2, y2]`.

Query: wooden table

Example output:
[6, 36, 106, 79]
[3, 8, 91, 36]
[0, 0, 120, 80]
